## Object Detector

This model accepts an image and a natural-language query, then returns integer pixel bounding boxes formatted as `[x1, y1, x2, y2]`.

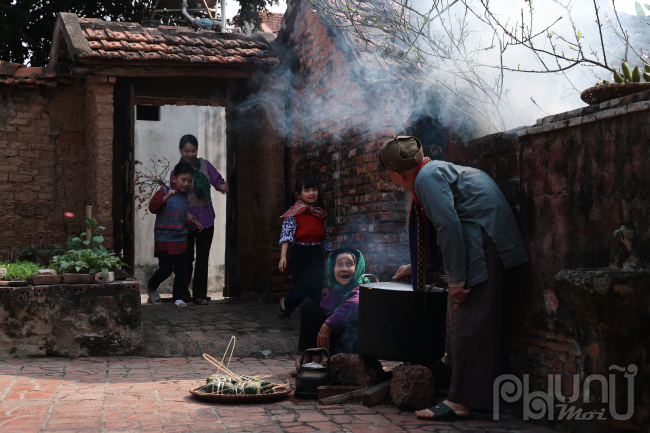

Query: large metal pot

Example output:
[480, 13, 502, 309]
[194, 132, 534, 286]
[357, 280, 447, 364]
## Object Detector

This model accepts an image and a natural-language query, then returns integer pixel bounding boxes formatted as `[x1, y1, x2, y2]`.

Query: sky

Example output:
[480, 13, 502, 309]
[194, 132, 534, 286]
[221, 0, 639, 21]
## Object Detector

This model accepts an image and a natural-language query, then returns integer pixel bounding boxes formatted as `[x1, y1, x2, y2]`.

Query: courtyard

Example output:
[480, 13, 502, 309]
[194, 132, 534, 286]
[0, 299, 557, 433]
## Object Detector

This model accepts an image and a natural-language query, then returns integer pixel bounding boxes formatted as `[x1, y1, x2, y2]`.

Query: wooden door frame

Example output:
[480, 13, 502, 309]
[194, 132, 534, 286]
[223, 85, 241, 298]
[112, 80, 135, 272]
[113, 78, 239, 295]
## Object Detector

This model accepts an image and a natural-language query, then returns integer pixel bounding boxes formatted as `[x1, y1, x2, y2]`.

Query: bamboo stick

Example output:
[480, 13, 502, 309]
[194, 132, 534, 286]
[203, 354, 239, 380]
[86, 206, 92, 241]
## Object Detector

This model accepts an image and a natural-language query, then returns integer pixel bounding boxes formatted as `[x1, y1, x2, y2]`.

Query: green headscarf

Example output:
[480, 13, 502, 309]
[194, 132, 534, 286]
[192, 158, 212, 200]
[327, 247, 370, 314]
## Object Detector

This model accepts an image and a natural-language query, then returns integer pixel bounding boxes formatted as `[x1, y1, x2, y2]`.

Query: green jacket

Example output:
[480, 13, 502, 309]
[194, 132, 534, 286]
[413, 161, 528, 287]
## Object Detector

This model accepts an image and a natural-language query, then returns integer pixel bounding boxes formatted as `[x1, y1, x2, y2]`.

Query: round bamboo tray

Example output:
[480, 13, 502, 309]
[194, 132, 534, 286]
[580, 82, 650, 105]
[189, 385, 292, 402]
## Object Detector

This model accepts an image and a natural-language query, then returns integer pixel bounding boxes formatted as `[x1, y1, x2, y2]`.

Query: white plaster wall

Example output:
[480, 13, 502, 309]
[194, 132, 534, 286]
[133, 105, 227, 295]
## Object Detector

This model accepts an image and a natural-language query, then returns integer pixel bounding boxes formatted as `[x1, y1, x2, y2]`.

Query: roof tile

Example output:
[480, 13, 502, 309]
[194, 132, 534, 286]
[75, 18, 280, 67]
[260, 12, 284, 35]
[0, 61, 60, 87]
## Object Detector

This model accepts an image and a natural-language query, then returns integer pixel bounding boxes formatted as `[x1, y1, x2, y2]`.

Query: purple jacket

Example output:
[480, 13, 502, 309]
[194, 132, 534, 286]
[320, 286, 359, 333]
[170, 159, 224, 231]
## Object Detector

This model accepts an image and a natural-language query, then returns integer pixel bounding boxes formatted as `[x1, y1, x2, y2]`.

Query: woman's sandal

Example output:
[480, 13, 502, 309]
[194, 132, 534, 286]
[279, 298, 290, 324]
[417, 402, 474, 421]
[193, 299, 208, 305]
[147, 290, 162, 305]
[174, 299, 187, 308]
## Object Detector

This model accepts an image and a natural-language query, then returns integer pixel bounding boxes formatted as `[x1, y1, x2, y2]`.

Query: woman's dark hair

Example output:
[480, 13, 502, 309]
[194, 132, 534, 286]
[331, 247, 360, 265]
[179, 134, 199, 150]
[173, 162, 195, 177]
[294, 176, 324, 207]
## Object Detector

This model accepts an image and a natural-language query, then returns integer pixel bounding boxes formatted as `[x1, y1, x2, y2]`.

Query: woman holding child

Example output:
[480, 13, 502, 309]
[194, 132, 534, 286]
[171, 134, 228, 305]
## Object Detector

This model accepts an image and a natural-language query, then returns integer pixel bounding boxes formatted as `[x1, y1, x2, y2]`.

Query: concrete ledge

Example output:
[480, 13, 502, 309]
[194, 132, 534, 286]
[519, 89, 650, 137]
[0, 281, 143, 358]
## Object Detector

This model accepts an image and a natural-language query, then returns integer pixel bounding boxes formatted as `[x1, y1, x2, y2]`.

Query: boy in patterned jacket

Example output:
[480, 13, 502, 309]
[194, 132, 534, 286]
[146, 162, 202, 308]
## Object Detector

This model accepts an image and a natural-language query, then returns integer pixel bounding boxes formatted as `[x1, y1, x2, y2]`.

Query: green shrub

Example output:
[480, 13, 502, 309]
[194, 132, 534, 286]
[0, 260, 45, 279]
[50, 218, 108, 254]
[49, 250, 126, 278]
[14, 243, 48, 265]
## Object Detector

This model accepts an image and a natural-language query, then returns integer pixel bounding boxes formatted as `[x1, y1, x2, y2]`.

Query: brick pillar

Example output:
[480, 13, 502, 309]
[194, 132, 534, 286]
[84, 77, 115, 250]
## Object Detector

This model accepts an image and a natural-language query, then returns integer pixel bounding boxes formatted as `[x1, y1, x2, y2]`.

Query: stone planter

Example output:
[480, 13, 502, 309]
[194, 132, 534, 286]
[62, 273, 95, 284]
[0, 281, 144, 357]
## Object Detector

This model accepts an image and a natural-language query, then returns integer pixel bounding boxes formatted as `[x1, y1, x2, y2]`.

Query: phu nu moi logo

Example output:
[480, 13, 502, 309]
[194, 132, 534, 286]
[493, 364, 637, 421]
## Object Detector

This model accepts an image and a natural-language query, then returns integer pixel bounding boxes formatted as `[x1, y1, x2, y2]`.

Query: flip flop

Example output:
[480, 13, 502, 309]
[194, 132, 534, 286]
[174, 299, 187, 308]
[417, 402, 474, 421]
[147, 291, 162, 305]
[279, 298, 290, 323]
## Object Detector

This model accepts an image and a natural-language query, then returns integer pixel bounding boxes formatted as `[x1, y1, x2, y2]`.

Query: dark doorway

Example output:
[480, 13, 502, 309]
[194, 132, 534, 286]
[413, 115, 446, 160]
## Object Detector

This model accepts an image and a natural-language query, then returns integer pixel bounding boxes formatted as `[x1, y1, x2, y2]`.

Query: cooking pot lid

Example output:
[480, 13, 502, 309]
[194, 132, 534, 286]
[359, 281, 445, 292]
[301, 362, 326, 370]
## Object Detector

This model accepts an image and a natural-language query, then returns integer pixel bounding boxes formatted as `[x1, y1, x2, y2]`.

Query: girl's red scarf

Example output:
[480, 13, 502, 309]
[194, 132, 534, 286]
[280, 200, 327, 219]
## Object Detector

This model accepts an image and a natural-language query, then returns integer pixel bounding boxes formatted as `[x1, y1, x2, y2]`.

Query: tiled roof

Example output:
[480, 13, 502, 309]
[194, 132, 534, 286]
[260, 12, 284, 35]
[0, 61, 61, 87]
[72, 17, 280, 66]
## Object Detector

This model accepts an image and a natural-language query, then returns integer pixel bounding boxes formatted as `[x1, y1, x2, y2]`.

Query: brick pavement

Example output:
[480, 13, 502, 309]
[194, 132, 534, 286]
[0, 356, 559, 433]
[140, 297, 302, 358]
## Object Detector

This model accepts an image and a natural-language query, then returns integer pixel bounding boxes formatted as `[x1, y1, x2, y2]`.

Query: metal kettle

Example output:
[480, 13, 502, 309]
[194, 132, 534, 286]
[294, 348, 330, 399]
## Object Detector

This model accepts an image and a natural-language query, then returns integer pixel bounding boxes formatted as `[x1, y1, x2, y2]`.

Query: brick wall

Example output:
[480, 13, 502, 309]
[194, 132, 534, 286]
[274, 0, 413, 296]
[0, 82, 91, 258]
[84, 77, 115, 250]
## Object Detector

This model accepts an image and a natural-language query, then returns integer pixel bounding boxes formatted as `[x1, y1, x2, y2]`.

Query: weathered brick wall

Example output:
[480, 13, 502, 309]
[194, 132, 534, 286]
[274, 0, 413, 296]
[445, 91, 650, 403]
[0, 82, 90, 258]
[84, 77, 115, 250]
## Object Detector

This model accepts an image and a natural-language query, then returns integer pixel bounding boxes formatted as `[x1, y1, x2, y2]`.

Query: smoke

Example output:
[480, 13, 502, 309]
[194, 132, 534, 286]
[231, 0, 646, 277]
[399, 0, 645, 131]
[238, 0, 647, 141]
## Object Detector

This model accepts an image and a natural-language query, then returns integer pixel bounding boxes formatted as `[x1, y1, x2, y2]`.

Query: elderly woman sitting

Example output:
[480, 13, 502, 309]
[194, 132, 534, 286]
[294, 247, 368, 370]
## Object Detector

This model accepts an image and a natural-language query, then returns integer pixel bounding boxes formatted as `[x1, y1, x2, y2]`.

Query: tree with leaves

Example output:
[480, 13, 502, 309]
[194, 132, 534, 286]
[0, 0, 279, 66]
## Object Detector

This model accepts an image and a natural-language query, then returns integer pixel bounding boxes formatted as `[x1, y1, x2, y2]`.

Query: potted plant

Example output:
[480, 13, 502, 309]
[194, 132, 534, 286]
[581, 62, 650, 105]
[0, 260, 44, 287]
[48, 214, 126, 283]
[50, 250, 127, 284]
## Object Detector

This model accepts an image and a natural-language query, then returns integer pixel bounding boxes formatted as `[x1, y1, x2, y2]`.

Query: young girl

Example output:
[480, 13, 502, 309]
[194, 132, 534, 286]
[278, 176, 333, 323]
